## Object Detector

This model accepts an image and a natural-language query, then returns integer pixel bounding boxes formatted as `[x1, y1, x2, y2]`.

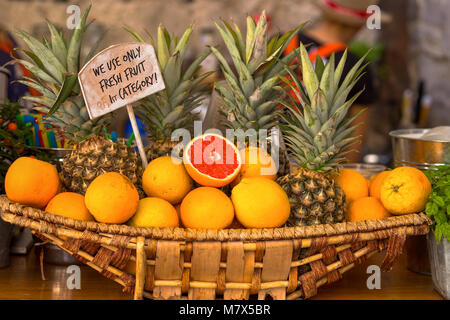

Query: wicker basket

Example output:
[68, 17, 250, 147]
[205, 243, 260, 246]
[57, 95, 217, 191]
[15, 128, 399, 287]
[0, 195, 432, 300]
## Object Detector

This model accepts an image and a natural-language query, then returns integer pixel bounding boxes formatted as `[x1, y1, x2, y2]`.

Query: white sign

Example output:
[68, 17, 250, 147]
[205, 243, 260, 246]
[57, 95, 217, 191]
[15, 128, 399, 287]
[78, 43, 165, 119]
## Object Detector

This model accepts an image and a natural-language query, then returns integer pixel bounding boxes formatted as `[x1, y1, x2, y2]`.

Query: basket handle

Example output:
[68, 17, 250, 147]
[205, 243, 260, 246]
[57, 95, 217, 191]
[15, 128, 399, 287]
[380, 227, 407, 272]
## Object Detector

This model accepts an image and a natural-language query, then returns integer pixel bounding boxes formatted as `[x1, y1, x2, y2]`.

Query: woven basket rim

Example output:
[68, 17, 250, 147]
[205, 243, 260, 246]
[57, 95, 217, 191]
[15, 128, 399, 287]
[0, 195, 432, 241]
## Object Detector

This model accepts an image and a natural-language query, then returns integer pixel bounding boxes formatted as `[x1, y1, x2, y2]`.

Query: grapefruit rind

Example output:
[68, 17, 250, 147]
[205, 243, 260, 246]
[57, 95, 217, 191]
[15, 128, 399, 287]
[183, 133, 242, 188]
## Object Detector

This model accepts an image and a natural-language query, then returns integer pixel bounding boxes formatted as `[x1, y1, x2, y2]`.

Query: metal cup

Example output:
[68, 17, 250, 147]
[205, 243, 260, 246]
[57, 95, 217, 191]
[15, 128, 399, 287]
[0, 67, 11, 104]
[390, 128, 449, 170]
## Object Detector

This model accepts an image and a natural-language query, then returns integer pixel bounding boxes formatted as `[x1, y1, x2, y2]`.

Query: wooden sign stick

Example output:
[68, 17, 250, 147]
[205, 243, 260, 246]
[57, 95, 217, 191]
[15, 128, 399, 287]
[78, 43, 165, 170]
[126, 104, 148, 168]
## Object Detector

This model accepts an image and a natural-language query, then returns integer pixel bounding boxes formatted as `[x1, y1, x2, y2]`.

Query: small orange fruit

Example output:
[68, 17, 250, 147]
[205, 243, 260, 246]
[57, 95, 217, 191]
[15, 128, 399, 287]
[369, 171, 391, 200]
[183, 133, 242, 187]
[380, 167, 431, 215]
[231, 177, 290, 228]
[128, 197, 179, 228]
[45, 192, 93, 221]
[180, 187, 234, 229]
[7, 123, 18, 131]
[5, 157, 60, 209]
[85, 172, 139, 224]
[142, 156, 193, 204]
[334, 168, 369, 204]
[347, 197, 391, 222]
[232, 147, 277, 186]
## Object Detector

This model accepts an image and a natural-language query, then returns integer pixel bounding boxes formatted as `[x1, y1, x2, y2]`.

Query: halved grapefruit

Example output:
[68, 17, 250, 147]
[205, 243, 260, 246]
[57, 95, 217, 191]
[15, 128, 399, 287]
[183, 133, 242, 187]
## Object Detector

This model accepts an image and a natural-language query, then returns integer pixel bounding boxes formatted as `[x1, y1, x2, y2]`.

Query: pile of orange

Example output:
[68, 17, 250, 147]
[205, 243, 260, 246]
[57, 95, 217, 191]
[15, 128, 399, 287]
[139, 133, 290, 229]
[6, 137, 430, 230]
[335, 166, 432, 222]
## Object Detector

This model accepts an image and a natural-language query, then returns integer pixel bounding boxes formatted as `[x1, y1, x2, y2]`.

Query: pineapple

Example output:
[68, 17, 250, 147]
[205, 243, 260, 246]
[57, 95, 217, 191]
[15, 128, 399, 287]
[277, 43, 369, 226]
[15, 6, 142, 194]
[211, 11, 305, 176]
[126, 24, 213, 161]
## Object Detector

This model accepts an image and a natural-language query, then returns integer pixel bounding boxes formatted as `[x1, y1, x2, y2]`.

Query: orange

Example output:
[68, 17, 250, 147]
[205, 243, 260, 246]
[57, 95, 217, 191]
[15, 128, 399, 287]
[334, 168, 368, 204]
[5, 157, 60, 209]
[45, 192, 93, 221]
[180, 187, 234, 229]
[380, 167, 431, 215]
[231, 177, 290, 228]
[347, 197, 391, 222]
[142, 156, 193, 204]
[127, 197, 179, 228]
[183, 133, 242, 187]
[85, 172, 139, 224]
[369, 171, 391, 200]
[232, 147, 277, 186]
[390, 166, 432, 195]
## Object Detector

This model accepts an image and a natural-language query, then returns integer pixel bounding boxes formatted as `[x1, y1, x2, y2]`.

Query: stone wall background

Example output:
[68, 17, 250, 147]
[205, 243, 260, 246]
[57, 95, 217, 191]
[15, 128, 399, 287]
[0, 0, 449, 157]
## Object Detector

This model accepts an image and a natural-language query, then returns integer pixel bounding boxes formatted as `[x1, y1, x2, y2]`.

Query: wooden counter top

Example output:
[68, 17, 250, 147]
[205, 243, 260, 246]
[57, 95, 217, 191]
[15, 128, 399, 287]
[0, 247, 443, 300]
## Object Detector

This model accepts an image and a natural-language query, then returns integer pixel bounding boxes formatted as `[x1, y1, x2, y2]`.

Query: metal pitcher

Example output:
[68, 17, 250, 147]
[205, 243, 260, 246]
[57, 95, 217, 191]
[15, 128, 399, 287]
[390, 128, 450, 276]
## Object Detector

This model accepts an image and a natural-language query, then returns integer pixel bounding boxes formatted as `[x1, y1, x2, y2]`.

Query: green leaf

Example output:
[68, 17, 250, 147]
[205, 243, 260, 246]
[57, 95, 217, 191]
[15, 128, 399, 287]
[299, 42, 319, 99]
[210, 46, 238, 84]
[173, 25, 193, 65]
[435, 196, 445, 208]
[67, 5, 91, 73]
[314, 54, 325, 81]
[163, 53, 181, 96]
[124, 25, 146, 43]
[48, 73, 78, 116]
[162, 105, 184, 126]
[15, 30, 66, 83]
[426, 202, 435, 216]
[46, 20, 68, 68]
[245, 15, 256, 64]
[157, 24, 170, 69]
[445, 186, 450, 199]
[334, 49, 347, 89]
[435, 224, 443, 243]
[182, 48, 211, 81]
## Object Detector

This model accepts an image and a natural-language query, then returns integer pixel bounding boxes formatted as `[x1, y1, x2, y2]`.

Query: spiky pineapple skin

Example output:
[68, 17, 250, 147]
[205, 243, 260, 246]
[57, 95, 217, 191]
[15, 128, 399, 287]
[145, 138, 184, 162]
[277, 167, 346, 226]
[60, 136, 143, 196]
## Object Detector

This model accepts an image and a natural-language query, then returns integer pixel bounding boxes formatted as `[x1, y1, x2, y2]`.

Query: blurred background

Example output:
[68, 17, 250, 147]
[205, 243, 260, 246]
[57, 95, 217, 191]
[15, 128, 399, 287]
[0, 0, 449, 164]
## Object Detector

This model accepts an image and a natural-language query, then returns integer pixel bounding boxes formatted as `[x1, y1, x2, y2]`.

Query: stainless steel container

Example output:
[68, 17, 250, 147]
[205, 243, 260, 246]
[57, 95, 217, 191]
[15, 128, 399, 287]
[390, 128, 449, 170]
[42, 243, 81, 266]
[0, 67, 11, 104]
[390, 128, 449, 276]
[427, 232, 450, 299]
[0, 217, 12, 268]
[36, 147, 72, 171]
[36, 147, 79, 265]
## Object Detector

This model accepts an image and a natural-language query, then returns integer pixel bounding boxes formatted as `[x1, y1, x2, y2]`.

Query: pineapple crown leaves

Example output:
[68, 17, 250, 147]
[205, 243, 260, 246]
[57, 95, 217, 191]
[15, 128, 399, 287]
[211, 10, 307, 131]
[125, 24, 212, 139]
[12, 5, 109, 144]
[14, 5, 92, 114]
[279, 42, 370, 172]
